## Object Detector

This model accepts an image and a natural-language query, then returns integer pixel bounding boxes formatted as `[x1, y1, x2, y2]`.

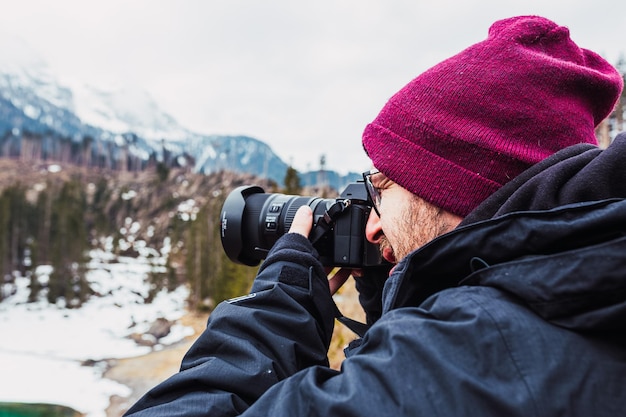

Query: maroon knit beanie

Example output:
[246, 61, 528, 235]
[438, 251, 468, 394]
[362, 15, 623, 217]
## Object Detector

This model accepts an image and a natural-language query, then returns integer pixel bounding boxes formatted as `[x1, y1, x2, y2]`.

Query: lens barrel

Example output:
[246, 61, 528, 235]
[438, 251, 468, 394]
[221, 184, 382, 267]
[220, 186, 333, 266]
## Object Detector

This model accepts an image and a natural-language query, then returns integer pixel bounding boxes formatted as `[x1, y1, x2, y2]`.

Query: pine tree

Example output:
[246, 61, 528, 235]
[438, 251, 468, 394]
[283, 165, 302, 194]
[34, 185, 52, 263]
[0, 191, 10, 289]
[184, 190, 257, 311]
[88, 177, 113, 236]
[184, 202, 211, 309]
[48, 179, 91, 307]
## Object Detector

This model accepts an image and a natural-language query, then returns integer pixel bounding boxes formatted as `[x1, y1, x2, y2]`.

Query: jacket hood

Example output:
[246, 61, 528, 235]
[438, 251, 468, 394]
[384, 133, 626, 332]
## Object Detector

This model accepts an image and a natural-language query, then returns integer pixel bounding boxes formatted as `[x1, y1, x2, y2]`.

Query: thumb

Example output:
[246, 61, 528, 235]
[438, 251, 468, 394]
[289, 205, 313, 238]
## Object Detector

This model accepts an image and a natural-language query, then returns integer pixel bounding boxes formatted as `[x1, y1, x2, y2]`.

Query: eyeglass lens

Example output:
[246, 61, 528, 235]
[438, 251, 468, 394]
[363, 169, 381, 217]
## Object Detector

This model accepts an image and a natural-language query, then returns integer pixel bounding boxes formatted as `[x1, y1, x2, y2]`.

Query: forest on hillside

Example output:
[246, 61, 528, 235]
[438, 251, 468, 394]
[0, 159, 306, 311]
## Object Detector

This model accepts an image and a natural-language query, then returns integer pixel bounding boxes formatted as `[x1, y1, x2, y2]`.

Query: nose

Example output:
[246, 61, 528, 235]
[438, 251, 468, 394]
[365, 209, 383, 244]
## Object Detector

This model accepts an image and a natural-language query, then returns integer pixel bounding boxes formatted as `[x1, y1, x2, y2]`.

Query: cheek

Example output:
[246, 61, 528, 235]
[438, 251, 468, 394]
[379, 200, 405, 242]
[381, 193, 405, 221]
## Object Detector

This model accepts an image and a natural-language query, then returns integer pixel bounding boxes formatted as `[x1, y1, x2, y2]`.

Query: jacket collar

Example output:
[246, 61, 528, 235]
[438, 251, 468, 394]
[383, 198, 626, 332]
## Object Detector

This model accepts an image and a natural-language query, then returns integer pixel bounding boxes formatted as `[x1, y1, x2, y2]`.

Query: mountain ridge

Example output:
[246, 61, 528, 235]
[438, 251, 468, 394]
[0, 36, 360, 190]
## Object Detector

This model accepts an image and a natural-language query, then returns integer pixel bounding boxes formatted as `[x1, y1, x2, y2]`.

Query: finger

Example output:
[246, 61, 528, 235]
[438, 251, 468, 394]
[350, 268, 363, 278]
[289, 205, 313, 238]
[328, 268, 352, 295]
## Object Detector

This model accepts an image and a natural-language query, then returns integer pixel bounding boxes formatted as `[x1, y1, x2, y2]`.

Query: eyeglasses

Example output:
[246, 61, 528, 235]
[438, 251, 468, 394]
[362, 168, 381, 217]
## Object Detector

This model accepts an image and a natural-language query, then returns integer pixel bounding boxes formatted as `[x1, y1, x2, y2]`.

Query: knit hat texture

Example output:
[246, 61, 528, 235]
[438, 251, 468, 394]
[362, 15, 623, 217]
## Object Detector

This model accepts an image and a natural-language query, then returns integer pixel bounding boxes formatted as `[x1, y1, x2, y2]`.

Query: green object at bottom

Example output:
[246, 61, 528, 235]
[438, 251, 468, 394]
[0, 403, 81, 417]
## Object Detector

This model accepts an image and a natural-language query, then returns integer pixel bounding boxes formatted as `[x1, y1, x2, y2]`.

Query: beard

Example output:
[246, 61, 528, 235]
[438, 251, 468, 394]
[381, 194, 455, 263]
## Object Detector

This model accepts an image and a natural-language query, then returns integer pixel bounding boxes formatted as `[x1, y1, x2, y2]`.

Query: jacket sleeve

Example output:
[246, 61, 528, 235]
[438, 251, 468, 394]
[126, 257, 544, 417]
[123, 233, 338, 417]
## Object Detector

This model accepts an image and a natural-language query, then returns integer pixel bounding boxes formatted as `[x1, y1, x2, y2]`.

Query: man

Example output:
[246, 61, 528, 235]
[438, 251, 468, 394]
[125, 15, 626, 416]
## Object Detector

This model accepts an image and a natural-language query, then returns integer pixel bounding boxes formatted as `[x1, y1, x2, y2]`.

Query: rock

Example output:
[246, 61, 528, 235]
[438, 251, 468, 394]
[129, 332, 157, 347]
[147, 317, 173, 340]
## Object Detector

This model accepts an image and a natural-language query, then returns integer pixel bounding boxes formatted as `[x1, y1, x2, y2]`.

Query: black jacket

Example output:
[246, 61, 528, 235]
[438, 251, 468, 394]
[125, 133, 626, 416]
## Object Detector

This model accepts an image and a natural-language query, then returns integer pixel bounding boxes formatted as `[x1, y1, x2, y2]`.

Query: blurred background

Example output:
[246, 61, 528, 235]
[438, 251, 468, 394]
[0, 1, 624, 416]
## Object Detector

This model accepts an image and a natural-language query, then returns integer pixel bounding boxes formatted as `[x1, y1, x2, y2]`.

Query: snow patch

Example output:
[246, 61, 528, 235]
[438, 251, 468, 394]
[0, 237, 191, 417]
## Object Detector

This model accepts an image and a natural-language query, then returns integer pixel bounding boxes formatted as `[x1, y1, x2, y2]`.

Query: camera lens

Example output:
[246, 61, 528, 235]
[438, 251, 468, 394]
[220, 186, 333, 266]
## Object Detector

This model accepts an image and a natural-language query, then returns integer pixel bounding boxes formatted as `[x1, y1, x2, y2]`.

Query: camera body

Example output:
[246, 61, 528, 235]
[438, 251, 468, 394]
[220, 182, 382, 267]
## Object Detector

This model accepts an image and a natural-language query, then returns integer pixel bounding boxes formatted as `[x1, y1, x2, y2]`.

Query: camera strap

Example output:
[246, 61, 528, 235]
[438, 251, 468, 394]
[309, 199, 351, 245]
[309, 199, 372, 338]
[336, 314, 370, 337]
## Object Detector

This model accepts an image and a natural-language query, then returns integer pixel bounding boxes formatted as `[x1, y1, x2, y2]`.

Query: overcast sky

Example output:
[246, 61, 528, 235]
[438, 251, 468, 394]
[1, 0, 625, 174]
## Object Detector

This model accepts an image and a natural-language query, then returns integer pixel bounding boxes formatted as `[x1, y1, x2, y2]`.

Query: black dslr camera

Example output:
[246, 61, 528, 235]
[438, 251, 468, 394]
[220, 182, 382, 267]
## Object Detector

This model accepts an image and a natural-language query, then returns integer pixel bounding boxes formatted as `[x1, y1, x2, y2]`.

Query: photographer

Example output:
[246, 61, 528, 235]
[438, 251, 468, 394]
[125, 16, 626, 416]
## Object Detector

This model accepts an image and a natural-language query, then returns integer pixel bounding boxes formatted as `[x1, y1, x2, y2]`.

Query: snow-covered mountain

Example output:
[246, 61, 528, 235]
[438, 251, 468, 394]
[68, 82, 190, 142]
[0, 35, 359, 189]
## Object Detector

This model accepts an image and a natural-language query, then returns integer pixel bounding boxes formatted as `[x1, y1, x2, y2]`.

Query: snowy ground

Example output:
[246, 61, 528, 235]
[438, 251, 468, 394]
[0, 239, 193, 417]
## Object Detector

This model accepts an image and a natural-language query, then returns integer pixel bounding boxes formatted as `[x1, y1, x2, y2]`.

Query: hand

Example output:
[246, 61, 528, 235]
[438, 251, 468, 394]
[326, 268, 354, 295]
[289, 206, 357, 295]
